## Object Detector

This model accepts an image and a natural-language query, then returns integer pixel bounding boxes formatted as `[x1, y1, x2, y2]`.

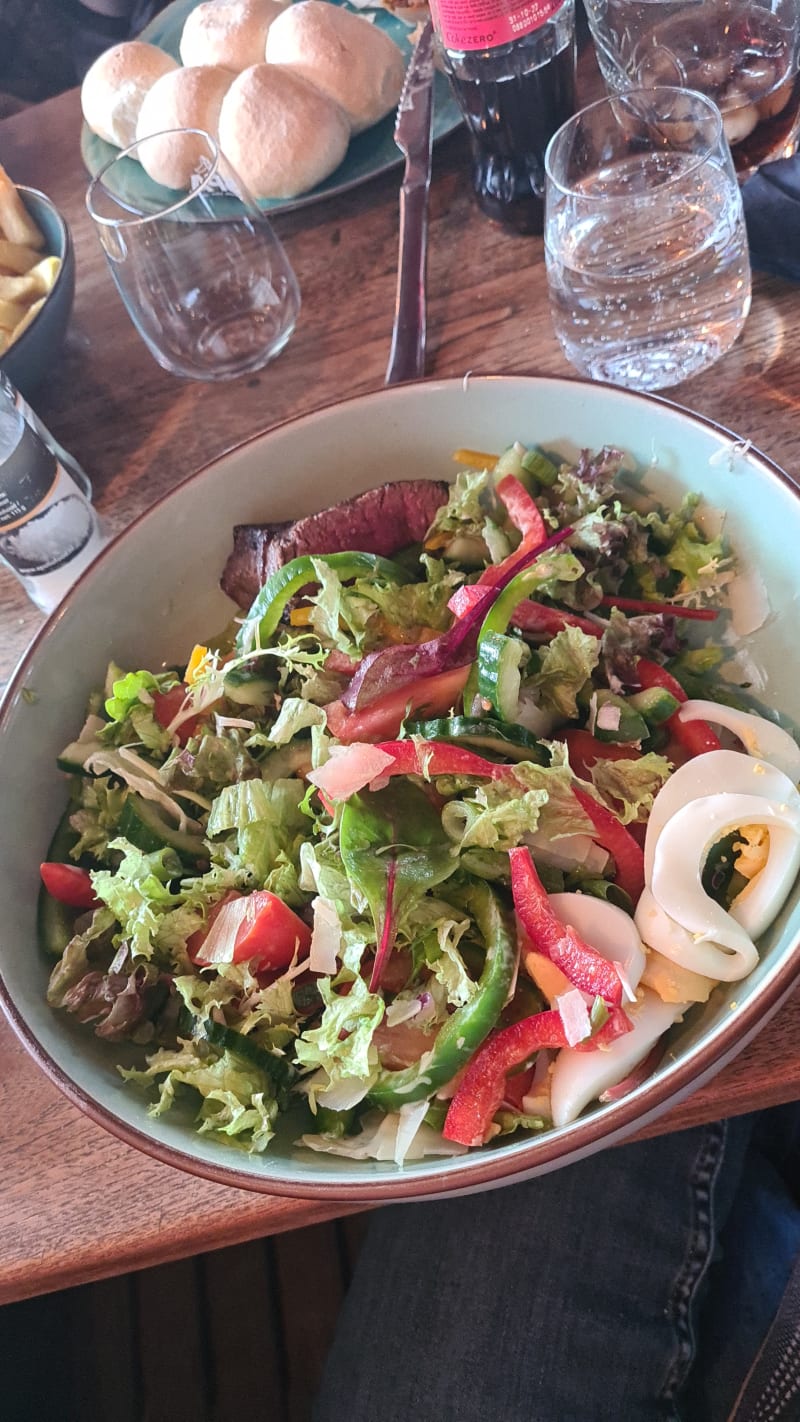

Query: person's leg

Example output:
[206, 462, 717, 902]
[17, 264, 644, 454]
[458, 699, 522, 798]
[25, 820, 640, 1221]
[683, 1105, 800, 1421]
[315, 1118, 754, 1422]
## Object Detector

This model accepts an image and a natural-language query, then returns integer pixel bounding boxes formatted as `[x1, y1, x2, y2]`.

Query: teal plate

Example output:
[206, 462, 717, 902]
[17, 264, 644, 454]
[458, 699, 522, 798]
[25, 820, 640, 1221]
[80, 0, 463, 216]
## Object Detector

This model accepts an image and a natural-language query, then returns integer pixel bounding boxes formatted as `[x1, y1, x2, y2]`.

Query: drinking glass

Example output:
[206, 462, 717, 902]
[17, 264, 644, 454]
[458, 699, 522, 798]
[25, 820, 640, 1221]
[86, 130, 301, 381]
[583, 0, 800, 175]
[544, 87, 752, 392]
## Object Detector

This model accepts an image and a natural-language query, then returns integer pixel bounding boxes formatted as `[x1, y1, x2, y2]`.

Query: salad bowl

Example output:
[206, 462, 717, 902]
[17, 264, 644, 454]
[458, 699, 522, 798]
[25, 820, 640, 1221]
[2, 374, 800, 1203]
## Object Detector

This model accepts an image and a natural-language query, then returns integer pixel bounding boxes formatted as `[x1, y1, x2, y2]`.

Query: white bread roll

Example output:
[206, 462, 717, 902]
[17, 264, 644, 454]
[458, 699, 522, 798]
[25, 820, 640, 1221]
[135, 66, 234, 189]
[218, 63, 350, 198]
[179, 0, 287, 71]
[81, 40, 179, 148]
[265, 1, 405, 134]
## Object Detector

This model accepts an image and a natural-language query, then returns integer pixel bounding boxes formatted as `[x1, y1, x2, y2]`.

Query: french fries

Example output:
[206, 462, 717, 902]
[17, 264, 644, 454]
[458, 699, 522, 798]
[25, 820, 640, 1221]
[0, 163, 61, 354]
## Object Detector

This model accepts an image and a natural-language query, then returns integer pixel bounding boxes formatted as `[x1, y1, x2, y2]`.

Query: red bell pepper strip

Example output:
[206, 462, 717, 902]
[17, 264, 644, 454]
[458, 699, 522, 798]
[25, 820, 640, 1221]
[510, 600, 604, 638]
[39, 862, 99, 911]
[509, 847, 625, 1006]
[570, 786, 645, 904]
[562, 728, 642, 781]
[325, 665, 471, 744]
[636, 658, 722, 757]
[448, 584, 603, 638]
[374, 739, 510, 782]
[443, 1009, 570, 1145]
[599, 595, 718, 621]
[496, 473, 547, 546]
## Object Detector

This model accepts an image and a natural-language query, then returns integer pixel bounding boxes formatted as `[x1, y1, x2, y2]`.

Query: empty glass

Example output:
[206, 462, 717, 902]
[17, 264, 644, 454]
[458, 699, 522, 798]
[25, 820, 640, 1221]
[583, 0, 800, 175]
[544, 88, 752, 392]
[86, 130, 300, 382]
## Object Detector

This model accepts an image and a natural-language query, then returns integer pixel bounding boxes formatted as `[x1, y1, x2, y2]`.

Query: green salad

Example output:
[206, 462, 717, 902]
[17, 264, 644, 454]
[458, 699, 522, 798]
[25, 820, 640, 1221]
[38, 440, 800, 1163]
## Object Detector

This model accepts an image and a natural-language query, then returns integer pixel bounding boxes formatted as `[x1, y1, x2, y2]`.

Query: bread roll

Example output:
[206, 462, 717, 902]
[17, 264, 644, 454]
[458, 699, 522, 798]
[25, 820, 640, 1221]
[81, 40, 179, 148]
[135, 66, 234, 189]
[265, 1, 405, 134]
[218, 63, 350, 198]
[179, 0, 287, 71]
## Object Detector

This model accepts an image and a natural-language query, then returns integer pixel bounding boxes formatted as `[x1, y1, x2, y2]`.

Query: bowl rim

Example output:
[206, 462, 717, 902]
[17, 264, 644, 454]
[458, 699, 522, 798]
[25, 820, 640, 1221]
[3, 372, 800, 1202]
[0, 184, 73, 365]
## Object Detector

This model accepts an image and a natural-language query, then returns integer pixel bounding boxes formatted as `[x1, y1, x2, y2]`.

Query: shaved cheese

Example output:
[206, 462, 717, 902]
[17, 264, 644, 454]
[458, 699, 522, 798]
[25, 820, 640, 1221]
[309, 897, 341, 976]
[196, 897, 250, 966]
[307, 743, 395, 802]
[613, 960, 638, 1004]
[555, 988, 591, 1046]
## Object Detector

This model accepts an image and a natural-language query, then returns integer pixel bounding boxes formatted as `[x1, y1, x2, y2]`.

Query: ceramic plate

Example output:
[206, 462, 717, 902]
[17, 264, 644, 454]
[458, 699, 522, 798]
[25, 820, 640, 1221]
[80, 0, 463, 216]
[3, 376, 800, 1203]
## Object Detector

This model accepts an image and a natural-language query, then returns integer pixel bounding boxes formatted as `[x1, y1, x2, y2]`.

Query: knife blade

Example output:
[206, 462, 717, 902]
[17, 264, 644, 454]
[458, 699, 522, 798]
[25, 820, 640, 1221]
[385, 19, 435, 386]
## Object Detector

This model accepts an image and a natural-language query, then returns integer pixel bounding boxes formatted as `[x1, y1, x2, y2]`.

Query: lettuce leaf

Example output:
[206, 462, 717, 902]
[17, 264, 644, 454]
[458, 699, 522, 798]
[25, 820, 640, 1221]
[120, 1041, 279, 1152]
[207, 778, 307, 882]
[442, 758, 590, 853]
[527, 625, 600, 717]
[586, 751, 673, 825]
[91, 840, 187, 962]
[294, 974, 384, 1082]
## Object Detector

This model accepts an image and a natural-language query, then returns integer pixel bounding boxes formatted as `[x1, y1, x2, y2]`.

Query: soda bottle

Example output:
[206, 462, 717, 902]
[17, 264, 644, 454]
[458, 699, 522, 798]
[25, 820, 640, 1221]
[0, 372, 105, 614]
[431, 0, 577, 235]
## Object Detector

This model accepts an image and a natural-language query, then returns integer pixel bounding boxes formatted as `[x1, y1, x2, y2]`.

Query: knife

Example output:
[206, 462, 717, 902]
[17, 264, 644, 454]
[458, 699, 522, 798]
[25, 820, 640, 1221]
[385, 19, 435, 386]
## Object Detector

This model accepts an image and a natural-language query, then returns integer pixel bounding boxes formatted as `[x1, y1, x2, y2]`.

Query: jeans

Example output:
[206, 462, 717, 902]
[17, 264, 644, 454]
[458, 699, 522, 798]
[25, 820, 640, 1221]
[314, 1108, 800, 1421]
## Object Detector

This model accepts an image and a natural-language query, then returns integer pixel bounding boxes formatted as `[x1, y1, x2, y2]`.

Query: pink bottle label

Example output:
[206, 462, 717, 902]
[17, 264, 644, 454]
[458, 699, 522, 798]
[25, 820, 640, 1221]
[431, 0, 562, 51]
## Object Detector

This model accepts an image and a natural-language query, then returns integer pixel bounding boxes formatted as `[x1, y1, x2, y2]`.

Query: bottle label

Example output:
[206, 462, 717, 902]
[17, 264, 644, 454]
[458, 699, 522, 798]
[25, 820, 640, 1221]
[431, 0, 563, 51]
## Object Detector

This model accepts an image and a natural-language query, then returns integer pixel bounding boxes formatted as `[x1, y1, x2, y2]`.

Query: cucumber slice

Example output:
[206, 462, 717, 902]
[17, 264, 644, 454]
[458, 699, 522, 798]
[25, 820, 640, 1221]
[627, 686, 680, 726]
[477, 631, 525, 721]
[56, 736, 106, 775]
[202, 1019, 293, 1097]
[117, 794, 207, 863]
[223, 662, 277, 708]
[593, 691, 649, 744]
[405, 716, 547, 764]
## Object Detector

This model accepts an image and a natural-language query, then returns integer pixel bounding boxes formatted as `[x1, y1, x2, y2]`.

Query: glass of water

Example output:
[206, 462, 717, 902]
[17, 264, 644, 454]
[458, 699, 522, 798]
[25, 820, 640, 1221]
[544, 87, 752, 393]
[86, 129, 300, 382]
[583, 0, 800, 176]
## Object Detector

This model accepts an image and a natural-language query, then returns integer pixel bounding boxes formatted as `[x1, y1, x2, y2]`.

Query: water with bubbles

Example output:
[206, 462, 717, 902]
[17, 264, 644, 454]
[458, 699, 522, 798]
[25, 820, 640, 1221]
[545, 152, 751, 391]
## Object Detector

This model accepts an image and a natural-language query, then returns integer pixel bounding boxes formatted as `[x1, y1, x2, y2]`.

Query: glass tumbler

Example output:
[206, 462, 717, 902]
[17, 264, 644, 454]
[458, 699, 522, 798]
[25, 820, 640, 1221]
[544, 87, 752, 392]
[86, 130, 301, 382]
[583, 0, 800, 176]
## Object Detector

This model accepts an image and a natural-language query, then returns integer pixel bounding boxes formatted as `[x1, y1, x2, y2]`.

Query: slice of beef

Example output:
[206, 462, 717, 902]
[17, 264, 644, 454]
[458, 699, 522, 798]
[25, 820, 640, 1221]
[221, 479, 450, 609]
[220, 520, 292, 610]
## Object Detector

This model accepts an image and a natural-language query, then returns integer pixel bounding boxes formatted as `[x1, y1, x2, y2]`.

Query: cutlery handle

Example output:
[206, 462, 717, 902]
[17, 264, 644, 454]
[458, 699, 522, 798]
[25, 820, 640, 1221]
[385, 182, 429, 385]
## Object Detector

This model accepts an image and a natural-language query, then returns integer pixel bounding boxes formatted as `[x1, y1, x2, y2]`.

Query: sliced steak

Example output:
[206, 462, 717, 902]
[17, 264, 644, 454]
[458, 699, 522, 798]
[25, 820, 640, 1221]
[220, 521, 291, 609]
[221, 479, 450, 609]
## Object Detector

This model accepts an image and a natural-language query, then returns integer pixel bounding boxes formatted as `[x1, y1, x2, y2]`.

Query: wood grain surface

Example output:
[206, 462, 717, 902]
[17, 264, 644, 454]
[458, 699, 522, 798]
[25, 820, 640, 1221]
[3, 71, 800, 1305]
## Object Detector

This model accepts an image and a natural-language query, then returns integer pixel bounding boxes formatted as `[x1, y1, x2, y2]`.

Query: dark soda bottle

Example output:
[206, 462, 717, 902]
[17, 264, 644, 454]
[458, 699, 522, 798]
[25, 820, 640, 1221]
[430, 0, 577, 235]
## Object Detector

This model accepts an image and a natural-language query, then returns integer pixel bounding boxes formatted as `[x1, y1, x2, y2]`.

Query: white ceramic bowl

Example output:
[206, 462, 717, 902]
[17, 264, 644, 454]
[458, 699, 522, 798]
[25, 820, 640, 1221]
[3, 375, 800, 1203]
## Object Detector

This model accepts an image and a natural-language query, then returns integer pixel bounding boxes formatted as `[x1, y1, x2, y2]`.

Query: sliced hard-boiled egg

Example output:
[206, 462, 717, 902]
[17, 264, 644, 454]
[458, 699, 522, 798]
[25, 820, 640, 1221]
[549, 989, 687, 1129]
[643, 750, 800, 880]
[644, 792, 800, 981]
[548, 892, 646, 992]
[635, 886, 757, 981]
[677, 701, 800, 782]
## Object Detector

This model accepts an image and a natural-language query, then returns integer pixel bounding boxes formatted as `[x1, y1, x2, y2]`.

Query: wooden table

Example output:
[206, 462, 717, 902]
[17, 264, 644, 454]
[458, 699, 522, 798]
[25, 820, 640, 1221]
[3, 78, 800, 1308]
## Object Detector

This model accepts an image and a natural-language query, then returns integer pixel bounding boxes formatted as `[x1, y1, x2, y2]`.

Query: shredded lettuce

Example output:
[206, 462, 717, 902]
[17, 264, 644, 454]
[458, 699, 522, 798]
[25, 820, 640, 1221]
[528, 625, 600, 718]
[120, 1041, 279, 1151]
[295, 975, 384, 1082]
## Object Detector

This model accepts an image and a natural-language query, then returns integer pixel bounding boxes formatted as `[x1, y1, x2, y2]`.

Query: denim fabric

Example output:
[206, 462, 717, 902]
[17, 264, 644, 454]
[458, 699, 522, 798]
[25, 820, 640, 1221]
[314, 1118, 761, 1422]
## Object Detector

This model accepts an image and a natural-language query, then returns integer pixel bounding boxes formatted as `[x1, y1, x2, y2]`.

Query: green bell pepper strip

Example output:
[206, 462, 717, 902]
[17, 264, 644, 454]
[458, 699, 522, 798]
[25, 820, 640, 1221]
[236, 552, 413, 652]
[366, 880, 517, 1111]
